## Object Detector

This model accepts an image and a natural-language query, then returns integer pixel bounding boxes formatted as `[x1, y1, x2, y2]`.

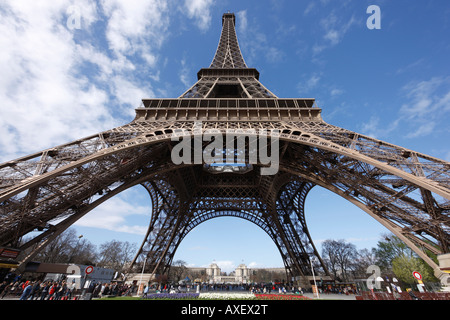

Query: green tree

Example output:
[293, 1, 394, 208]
[373, 233, 414, 271]
[392, 254, 436, 285]
[375, 233, 439, 285]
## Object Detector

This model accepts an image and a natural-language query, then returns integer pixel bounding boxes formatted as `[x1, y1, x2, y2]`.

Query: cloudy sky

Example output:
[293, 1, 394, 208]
[1, 0, 449, 272]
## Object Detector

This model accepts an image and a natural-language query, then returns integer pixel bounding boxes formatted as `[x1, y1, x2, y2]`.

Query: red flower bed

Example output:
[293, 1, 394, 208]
[255, 294, 311, 300]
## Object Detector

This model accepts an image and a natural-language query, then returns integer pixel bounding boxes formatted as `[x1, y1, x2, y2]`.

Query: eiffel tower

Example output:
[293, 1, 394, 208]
[1, 12, 449, 285]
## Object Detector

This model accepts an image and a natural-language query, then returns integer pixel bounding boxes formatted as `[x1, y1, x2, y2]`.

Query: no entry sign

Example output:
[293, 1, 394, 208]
[85, 265, 94, 275]
[412, 271, 422, 281]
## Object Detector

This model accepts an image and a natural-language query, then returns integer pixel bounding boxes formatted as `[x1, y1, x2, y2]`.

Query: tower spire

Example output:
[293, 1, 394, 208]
[179, 12, 277, 99]
[210, 13, 247, 69]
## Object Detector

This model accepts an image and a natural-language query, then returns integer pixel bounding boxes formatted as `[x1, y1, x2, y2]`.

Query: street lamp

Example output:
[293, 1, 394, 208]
[138, 255, 148, 296]
[310, 258, 320, 299]
[68, 234, 83, 263]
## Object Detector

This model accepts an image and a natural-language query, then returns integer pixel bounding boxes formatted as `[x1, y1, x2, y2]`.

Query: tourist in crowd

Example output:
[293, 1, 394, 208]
[28, 280, 42, 300]
[19, 282, 33, 300]
[40, 281, 51, 300]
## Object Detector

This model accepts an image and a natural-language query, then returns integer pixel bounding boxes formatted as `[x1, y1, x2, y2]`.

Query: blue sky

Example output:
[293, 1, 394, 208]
[1, 0, 449, 273]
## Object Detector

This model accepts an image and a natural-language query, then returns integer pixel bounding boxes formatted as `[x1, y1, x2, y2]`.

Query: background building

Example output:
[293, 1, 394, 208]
[205, 263, 250, 284]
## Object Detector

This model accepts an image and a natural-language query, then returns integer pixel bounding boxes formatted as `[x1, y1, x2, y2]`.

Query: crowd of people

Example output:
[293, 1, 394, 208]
[1, 280, 75, 300]
[0, 270, 359, 300]
[0, 278, 139, 300]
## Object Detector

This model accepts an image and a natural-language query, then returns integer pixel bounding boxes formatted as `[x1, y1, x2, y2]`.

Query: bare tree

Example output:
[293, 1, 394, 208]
[97, 239, 137, 273]
[25, 228, 97, 264]
[322, 239, 358, 282]
[33, 228, 79, 263]
[71, 239, 97, 265]
[169, 260, 187, 282]
[352, 248, 378, 279]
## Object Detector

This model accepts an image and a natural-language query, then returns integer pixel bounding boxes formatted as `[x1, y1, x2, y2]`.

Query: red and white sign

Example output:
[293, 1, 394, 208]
[412, 271, 422, 281]
[85, 266, 94, 275]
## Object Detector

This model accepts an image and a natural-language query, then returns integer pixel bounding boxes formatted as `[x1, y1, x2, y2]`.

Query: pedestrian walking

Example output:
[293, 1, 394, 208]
[40, 281, 50, 300]
[406, 288, 421, 300]
[1, 282, 13, 299]
[28, 281, 42, 300]
[19, 282, 33, 300]
[55, 281, 67, 300]
[0, 281, 7, 297]
[67, 280, 77, 300]
[392, 286, 401, 300]
[47, 282, 59, 300]
[143, 285, 149, 298]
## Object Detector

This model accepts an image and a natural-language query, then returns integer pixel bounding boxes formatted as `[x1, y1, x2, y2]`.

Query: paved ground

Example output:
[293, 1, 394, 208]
[302, 292, 356, 300]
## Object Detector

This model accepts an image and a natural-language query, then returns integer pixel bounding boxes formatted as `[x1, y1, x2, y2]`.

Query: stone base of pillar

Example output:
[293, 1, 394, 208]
[436, 253, 450, 292]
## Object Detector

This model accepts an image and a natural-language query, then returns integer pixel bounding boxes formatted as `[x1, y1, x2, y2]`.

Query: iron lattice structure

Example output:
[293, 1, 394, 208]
[0, 13, 449, 283]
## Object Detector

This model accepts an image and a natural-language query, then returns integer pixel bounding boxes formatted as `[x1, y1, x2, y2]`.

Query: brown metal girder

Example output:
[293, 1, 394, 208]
[166, 209, 275, 270]
[0, 125, 450, 201]
[10, 162, 190, 253]
[148, 202, 189, 276]
[1, 134, 446, 249]
[284, 141, 446, 219]
[16, 168, 168, 269]
[263, 189, 311, 278]
[276, 197, 316, 274]
[0, 145, 170, 243]
[280, 153, 445, 246]
[276, 180, 330, 276]
[170, 171, 309, 278]
[0, 125, 446, 272]
[279, 165, 443, 269]
[131, 178, 187, 271]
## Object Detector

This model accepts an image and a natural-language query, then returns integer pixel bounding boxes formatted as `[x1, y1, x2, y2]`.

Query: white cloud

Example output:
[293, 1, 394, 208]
[360, 116, 400, 140]
[233, 10, 285, 67]
[406, 122, 436, 138]
[361, 116, 381, 139]
[330, 88, 343, 96]
[308, 74, 321, 89]
[313, 11, 357, 55]
[237, 10, 248, 34]
[74, 186, 151, 235]
[360, 77, 450, 140]
[304, 2, 316, 16]
[112, 76, 153, 117]
[297, 73, 321, 94]
[0, 1, 172, 162]
[247, 261, 263, 268]
[100, 0, 169, 55]
[400, 77, 450, 118]
[0, 1, 118, 161]
[179, 59, 191, 87]
[265, 47, 284, 63]
[184, 0, 214, 31]
[74, 192, 151, 235]
[399, 77, 450, 138]
[214, 260, 236, 273]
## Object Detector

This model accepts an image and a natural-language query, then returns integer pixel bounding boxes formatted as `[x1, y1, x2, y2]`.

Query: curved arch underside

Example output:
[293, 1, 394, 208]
[0, 119, 449, 281]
